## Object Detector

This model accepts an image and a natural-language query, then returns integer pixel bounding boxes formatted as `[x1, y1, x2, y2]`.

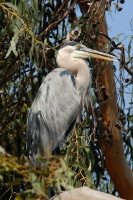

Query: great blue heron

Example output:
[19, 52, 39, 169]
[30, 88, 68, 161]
[27, 42, 117, 166]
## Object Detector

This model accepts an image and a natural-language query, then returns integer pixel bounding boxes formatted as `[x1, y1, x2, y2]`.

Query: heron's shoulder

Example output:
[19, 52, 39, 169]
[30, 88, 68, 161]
[45, 68, 75, 81]
[51, 68, 76, 87]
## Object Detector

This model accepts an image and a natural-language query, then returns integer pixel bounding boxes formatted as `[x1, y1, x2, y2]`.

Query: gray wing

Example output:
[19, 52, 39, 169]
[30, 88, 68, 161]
[27, 68, 80, 165]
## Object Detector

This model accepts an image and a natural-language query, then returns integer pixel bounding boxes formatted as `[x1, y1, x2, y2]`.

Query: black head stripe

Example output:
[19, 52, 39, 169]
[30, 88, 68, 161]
[59, 41, 79, 49]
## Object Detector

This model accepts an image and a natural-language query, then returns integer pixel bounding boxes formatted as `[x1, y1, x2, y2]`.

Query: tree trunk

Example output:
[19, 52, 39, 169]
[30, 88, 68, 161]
[87, 1, 133, 199]
[96, 15, 133, 200]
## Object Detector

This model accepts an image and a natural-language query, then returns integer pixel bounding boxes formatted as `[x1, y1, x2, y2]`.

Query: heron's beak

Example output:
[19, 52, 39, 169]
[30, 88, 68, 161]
[76, 46, 118, 62]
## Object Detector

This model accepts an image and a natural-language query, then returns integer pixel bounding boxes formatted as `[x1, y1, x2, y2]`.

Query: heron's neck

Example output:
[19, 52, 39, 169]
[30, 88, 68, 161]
[76, 60, 90, 87]
[75, 60, 91, 108]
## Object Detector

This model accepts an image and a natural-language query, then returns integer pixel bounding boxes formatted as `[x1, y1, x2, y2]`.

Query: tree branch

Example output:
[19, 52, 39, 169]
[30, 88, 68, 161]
[124, 65, 133, 76]
[36, 0, 78, 39]
[0, 60, 22, 88]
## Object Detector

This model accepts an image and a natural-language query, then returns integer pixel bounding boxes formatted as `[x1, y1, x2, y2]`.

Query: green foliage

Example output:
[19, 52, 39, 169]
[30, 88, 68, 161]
[63, 127, 95, 188]
[0, 0, 133, 199]
[0, 146, 74, 199]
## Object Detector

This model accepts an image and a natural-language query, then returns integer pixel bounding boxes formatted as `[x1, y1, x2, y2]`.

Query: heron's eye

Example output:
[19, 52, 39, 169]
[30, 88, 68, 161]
[76, 45, 81, 50]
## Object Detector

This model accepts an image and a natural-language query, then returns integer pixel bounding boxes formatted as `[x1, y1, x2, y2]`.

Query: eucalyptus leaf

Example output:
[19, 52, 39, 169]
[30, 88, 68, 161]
[0, 146, 5, 155]
[5, 33, 19, 58]
[4, 2, 18, 11]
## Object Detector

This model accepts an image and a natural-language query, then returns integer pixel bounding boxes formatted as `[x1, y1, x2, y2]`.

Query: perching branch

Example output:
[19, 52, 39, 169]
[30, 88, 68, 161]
[51, 187, 124, 200]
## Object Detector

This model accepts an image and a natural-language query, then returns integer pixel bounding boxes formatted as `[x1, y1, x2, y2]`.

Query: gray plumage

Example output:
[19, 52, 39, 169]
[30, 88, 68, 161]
[27, 68, 80, 165]
[26, 42, 117, 165]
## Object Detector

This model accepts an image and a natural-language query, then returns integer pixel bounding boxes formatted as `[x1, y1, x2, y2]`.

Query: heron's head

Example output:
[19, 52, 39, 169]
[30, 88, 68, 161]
[57, 41, 118, 62]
